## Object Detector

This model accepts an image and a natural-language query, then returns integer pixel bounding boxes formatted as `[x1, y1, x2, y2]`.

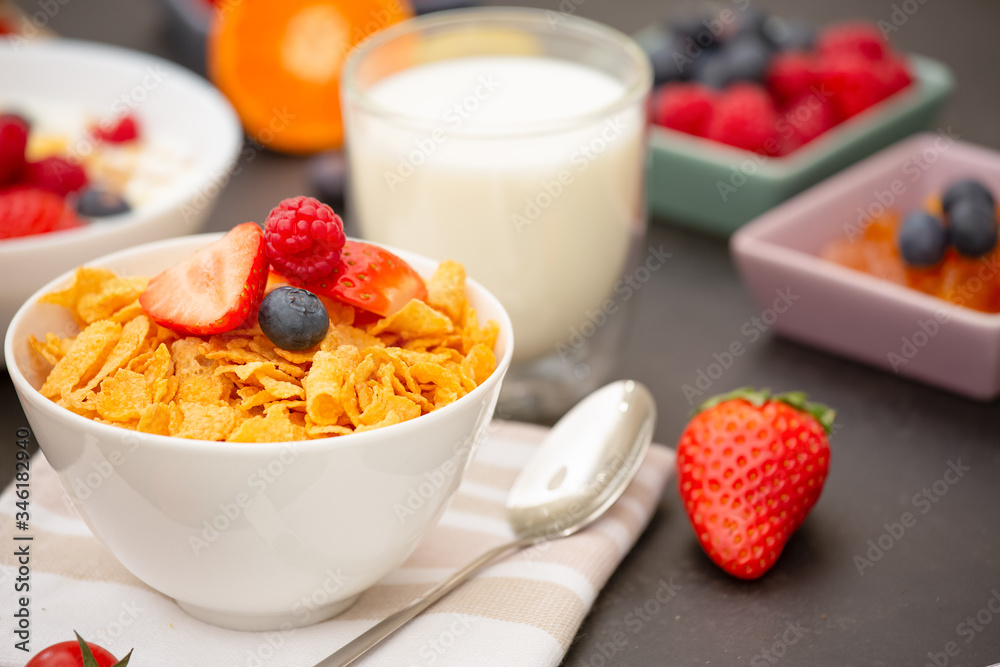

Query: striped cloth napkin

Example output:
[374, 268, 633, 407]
[0, 421, 675, 667]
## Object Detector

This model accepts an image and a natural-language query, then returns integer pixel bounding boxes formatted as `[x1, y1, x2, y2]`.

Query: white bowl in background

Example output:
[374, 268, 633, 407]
[0, 39, 243, 365]
[5, 234, 514, 631]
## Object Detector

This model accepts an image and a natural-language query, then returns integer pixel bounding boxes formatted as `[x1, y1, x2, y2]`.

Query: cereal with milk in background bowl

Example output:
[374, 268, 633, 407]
[0, 106, 194, 240]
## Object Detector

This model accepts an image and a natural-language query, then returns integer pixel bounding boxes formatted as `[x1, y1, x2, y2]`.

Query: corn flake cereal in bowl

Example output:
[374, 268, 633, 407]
[4, 212, 513, 630]
[29, 246, 498, 442]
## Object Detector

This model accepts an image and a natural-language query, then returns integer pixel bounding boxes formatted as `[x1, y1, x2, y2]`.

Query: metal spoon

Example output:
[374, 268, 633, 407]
[316, 379, 656, 667]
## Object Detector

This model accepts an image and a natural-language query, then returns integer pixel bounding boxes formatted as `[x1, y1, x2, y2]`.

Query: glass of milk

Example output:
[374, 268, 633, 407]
[342, 7, 652, 420]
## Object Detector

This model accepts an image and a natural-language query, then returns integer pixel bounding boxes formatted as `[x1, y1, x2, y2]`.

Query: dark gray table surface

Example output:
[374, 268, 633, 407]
[5, 0, 1000, 664]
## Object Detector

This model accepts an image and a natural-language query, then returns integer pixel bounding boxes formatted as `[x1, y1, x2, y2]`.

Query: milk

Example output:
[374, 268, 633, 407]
[347, 56, 645, 362]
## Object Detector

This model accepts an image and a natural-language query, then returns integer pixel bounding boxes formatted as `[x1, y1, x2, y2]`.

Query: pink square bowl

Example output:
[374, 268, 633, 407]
[731, 132, 1000, 400]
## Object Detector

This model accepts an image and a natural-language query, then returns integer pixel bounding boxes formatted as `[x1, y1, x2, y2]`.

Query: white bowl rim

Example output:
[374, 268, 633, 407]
[0, 38, 243, 254]
[5, 232, 516, 455]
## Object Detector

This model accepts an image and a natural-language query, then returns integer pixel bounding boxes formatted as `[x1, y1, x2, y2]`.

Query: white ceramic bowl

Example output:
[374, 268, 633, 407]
[0, 39, 243, 366]
[4, 234, 514, 631]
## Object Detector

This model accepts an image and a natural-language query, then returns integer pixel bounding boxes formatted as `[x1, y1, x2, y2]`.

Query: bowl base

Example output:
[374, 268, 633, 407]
[177, 594, 360, 631]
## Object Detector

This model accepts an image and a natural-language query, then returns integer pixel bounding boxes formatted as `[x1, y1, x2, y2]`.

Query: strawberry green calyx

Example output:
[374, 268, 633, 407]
[772, 390, 836, 435]
[695, 386, 772, 411]
[695, 387, 836, 435]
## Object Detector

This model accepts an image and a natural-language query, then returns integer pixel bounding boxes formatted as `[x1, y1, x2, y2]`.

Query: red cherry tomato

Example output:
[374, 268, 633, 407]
[26, 640, 119, 667]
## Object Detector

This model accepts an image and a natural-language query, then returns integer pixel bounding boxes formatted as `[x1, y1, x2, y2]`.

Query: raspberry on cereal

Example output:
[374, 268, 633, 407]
[264, 196, 347, 283]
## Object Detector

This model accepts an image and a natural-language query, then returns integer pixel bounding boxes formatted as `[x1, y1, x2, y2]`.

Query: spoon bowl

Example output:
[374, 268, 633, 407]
[318, 379, 657, 667]
[506, 380, 656, 542]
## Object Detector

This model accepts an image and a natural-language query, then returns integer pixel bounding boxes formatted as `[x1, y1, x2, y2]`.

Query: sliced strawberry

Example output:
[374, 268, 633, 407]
[140, 222, 268, 335]
[290, 240, 427, 317]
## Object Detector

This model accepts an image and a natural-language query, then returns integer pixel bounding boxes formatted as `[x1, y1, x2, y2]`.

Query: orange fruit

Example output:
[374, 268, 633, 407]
[208, 0, 412, 154]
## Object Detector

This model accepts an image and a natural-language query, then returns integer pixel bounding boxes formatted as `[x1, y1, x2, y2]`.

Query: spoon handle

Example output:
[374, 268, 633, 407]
[314, 538, 530, 667]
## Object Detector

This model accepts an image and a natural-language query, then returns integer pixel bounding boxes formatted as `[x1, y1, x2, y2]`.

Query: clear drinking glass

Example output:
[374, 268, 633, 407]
[341, 7, 652, 421]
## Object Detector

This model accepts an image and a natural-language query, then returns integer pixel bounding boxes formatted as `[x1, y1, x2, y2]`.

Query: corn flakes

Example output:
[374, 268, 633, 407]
[31, 260, 499, 443]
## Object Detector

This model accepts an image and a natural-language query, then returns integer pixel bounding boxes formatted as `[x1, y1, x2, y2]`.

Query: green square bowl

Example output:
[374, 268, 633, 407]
[647, 55, 954, 236]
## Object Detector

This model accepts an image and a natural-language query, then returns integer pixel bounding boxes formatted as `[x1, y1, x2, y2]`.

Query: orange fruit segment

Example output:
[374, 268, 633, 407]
[209, 0, 412, 154]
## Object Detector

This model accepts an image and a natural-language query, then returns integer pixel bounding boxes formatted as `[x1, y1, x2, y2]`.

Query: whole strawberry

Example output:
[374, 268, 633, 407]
[677, 387, 833, 580]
